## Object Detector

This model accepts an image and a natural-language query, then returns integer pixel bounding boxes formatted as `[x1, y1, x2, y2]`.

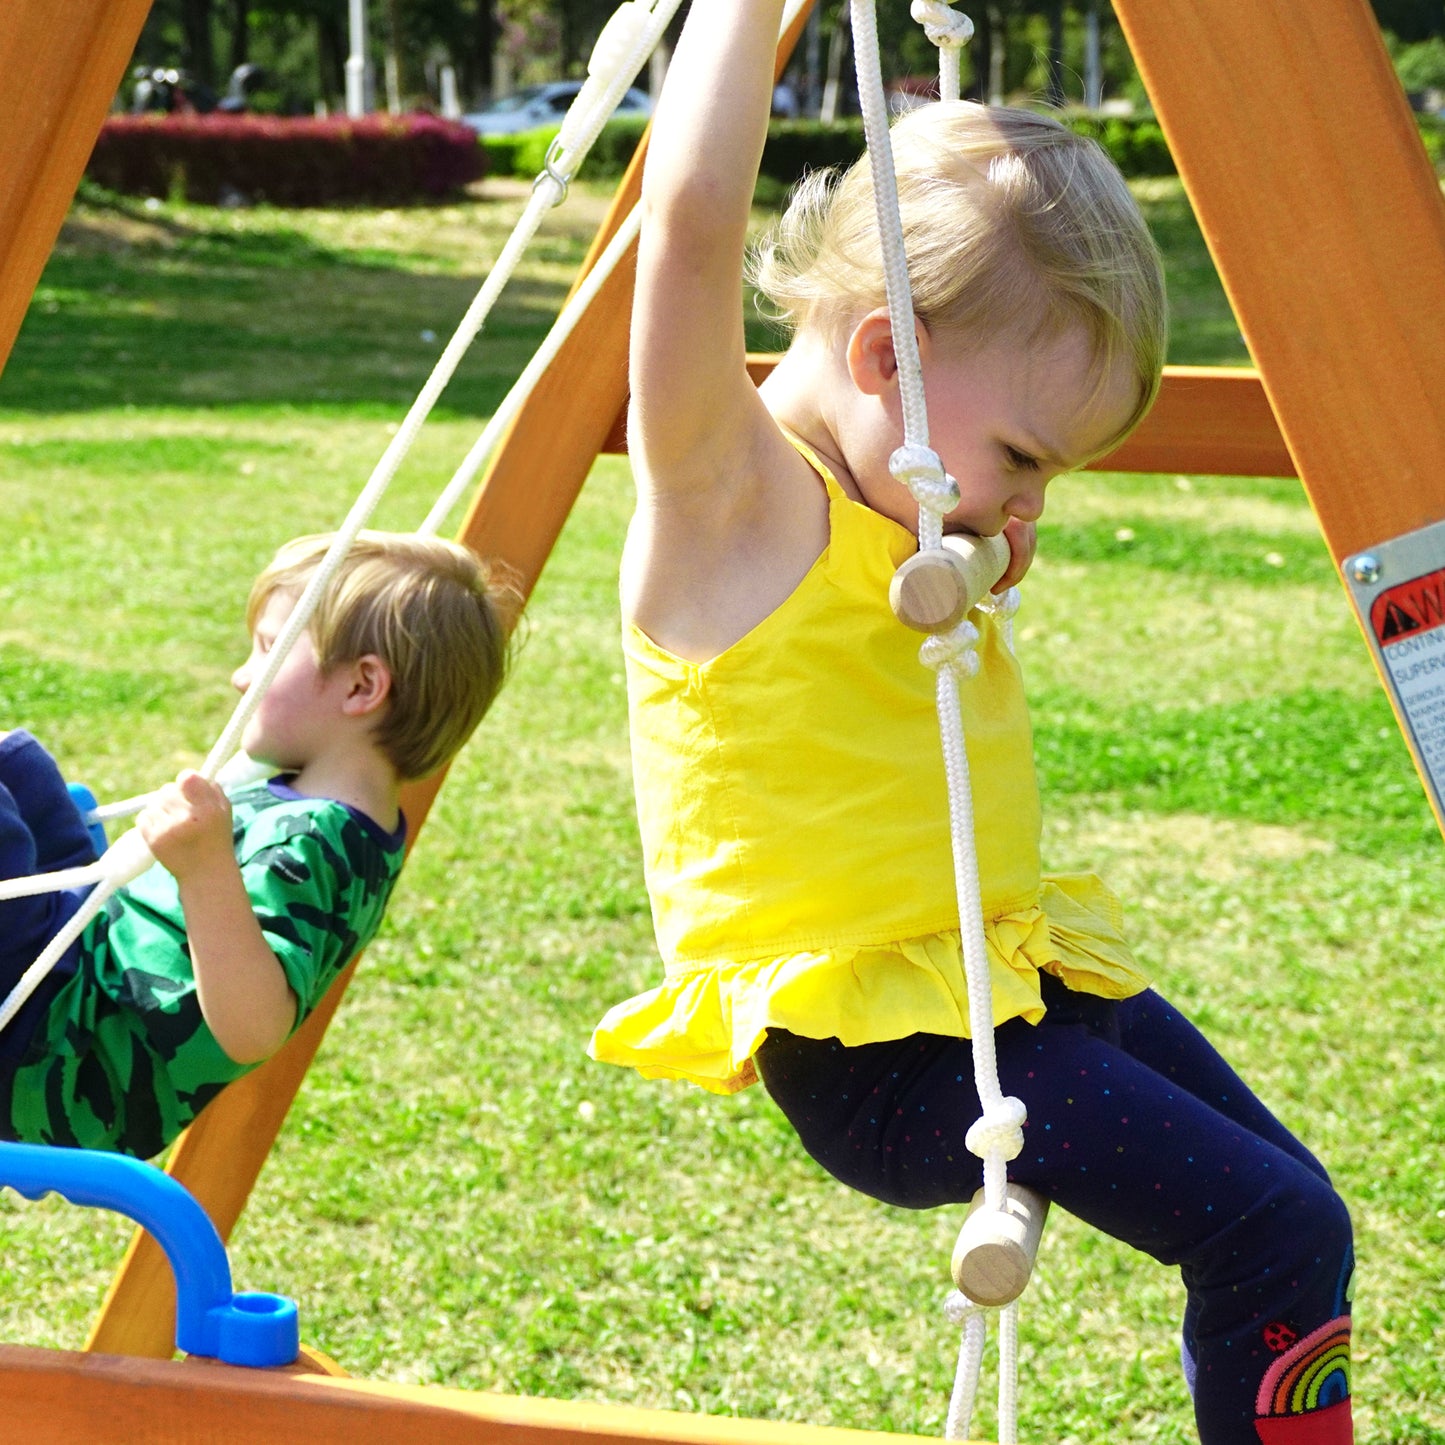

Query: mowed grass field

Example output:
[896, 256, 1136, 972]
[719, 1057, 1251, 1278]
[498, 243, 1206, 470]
[0, 174, 1441, 1445]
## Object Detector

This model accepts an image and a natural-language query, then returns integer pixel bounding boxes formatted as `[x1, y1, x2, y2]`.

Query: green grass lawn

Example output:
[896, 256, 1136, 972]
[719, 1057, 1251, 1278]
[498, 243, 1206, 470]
[0, 177, 1441, 1445]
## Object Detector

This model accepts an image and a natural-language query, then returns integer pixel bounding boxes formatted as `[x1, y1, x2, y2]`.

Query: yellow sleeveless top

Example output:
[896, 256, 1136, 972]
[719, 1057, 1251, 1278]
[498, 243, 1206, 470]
[590, 442, 1146, 1094]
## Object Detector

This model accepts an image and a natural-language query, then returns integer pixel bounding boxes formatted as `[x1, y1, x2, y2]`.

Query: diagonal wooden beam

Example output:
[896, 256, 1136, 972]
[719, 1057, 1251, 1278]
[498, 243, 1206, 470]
[1112, 0, 1445, 552]
[1112, 0, 1445, 834]
[0, 0, 154, 378]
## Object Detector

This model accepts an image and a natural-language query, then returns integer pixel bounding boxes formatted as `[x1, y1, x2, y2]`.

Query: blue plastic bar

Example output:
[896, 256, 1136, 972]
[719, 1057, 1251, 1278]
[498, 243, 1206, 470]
[0, 1141, 298, 1367]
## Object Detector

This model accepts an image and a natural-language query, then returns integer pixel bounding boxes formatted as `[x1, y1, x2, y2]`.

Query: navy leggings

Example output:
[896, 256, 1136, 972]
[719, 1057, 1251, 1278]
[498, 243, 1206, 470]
[0, 732, 96, 1069]
[756, 977, 1354, 1445]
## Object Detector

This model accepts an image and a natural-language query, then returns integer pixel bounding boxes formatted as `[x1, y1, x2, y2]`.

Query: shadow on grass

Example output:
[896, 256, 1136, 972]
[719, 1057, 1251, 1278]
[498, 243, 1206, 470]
[1033, 683, 1436, 855]
[1, 210, 571, 419]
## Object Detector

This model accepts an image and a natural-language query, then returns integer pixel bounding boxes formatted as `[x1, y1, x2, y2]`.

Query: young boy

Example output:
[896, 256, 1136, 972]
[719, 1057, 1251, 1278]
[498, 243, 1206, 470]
[0, 530, 512, 1158]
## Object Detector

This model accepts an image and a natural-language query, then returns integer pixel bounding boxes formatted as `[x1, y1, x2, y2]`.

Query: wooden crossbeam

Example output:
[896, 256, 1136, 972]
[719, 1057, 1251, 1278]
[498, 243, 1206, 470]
[601, 364, 1298, 478]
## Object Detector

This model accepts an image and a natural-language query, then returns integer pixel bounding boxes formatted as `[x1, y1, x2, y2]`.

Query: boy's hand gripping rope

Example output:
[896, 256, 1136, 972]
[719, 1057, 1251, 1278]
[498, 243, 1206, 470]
[852, 2, 1035, 1439]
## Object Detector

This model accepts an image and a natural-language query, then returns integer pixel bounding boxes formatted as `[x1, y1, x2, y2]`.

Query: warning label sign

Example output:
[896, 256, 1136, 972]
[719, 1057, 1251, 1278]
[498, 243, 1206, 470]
[1371, 567, 1445, 799]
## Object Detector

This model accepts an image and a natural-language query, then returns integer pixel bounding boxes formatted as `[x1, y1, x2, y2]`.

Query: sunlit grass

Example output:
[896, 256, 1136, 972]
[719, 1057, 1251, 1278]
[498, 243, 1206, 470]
[0, 179, 1440, 1444]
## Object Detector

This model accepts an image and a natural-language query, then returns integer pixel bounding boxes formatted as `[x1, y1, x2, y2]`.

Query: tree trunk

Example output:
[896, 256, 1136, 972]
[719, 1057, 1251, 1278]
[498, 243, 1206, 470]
[1043, 0, 1066, 107]
[227, 0, 248, 72]
[316, 11, 347, 111]
[987, 3, 1005, 105]
[967, 5, 991, 102]
[470, 0, 496, 108]
[180, 0, 216, 87]
[820, 7, 850, 124]
[385, 0, 403, 112]
[1084, 0, 1103, 109]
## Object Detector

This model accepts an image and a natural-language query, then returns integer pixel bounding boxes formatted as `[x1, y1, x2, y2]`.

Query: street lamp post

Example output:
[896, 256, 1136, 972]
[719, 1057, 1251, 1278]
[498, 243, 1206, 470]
[345, 0, 372, 116]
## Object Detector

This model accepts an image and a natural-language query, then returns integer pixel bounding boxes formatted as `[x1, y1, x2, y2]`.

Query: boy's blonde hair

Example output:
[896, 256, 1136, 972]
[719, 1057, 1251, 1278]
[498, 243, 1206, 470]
[248, 531, 516, 781]
[751, 102, 1168, 442]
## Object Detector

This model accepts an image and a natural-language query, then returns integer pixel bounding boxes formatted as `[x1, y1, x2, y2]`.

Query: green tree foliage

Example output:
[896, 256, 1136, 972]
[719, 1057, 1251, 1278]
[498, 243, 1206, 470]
[1371, 0, 1445, 44]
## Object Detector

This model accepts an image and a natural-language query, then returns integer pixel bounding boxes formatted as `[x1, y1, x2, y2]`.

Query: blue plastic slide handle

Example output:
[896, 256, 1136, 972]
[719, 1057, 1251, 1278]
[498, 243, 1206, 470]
[0, 1141, 298, 1367]
[65, 782, 110, 858]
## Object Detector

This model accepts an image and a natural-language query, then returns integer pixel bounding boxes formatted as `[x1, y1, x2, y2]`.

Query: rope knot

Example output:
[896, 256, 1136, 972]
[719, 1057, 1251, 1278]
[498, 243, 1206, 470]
[943, 1289, 980, 1327]
[965, 1096, 1027, 1162]
[889, 445, 959, 517]
[976, 584, 1020, 621]
[910, 0, 975, 50]
[919, 619, 980, 674]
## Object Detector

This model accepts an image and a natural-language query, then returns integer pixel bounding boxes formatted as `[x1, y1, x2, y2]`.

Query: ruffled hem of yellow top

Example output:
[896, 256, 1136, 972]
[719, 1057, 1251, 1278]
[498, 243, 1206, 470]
[589, 872, 1146, 1095]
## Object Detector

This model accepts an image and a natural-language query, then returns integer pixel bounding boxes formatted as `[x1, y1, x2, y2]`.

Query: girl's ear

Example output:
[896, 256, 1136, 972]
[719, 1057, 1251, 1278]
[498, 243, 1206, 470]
[845, 308, 897, 396]
[845, 309, 931, 396]
[342, 655, 392, 718]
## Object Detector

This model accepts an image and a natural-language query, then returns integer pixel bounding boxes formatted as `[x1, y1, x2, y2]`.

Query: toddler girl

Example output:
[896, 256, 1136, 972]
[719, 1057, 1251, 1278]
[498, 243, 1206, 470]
[589, 4, 1353, 1440]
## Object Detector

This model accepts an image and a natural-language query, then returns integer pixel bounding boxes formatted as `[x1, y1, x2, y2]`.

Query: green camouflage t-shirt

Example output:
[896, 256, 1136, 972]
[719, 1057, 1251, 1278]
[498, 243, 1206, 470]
[4, 780, 405, 1157]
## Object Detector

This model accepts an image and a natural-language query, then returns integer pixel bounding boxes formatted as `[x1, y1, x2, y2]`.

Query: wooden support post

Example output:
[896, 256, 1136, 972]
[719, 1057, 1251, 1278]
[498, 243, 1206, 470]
[0, 0, 154, 378]
[1112, 0, 1445, 831]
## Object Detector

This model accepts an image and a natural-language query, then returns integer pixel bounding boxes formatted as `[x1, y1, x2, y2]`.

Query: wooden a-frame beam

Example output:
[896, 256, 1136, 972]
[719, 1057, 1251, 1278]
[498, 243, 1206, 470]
[1111, 0, 1445, 556]
[1111, 0, 1445, 833]
[0, 0, 154, 378]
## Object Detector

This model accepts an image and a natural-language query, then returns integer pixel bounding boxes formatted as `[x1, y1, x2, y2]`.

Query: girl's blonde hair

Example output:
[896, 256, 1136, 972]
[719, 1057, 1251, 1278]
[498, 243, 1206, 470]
[751, 102, 1168, 440]
[248, 531, 517, 781]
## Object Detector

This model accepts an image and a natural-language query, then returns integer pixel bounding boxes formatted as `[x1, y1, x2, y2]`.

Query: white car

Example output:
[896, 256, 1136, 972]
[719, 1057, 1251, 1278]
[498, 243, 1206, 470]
[462, 81, 652, 135]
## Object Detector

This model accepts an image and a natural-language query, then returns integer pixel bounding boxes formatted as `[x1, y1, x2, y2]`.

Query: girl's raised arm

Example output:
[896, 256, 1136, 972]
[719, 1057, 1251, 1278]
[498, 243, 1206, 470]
[627, 0, 787, 495]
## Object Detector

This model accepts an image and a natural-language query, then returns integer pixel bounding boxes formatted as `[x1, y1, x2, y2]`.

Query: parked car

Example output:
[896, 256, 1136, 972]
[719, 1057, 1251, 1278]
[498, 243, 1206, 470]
[461, 81, 652, 135]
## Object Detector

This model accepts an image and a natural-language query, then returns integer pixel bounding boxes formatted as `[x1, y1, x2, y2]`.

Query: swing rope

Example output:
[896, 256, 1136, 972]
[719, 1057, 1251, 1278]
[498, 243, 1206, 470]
[850, 3, 1031, 1439]
[0, 0, 697, 1036]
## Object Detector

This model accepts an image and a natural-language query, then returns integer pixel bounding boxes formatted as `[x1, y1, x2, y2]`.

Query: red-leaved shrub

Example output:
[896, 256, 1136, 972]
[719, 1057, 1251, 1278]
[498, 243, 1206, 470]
[87, 113, 486, 206]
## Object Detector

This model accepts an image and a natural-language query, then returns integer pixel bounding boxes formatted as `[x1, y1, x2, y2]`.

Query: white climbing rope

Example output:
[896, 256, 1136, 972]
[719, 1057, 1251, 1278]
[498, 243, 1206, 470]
[850, 2, 1027, 1439]
[0, 0, 693, 1035]
[910, 0, 972, 103]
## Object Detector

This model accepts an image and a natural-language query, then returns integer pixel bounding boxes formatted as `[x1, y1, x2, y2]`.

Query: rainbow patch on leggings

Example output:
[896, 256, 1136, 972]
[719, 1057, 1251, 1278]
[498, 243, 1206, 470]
[1255, 1315, 1351, 1416]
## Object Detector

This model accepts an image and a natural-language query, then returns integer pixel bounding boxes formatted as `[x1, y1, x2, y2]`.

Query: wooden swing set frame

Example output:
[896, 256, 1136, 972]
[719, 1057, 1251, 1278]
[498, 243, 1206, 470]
[0, 0, 1441, 1438]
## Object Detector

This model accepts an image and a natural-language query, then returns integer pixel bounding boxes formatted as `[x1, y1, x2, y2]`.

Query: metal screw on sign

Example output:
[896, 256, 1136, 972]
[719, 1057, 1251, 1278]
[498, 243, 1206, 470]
[1348, 554, 1383, 586]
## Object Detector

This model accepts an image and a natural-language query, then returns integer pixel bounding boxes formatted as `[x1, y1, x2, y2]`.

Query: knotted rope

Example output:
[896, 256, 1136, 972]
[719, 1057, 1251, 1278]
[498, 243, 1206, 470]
[851, 2, 1029, 1438]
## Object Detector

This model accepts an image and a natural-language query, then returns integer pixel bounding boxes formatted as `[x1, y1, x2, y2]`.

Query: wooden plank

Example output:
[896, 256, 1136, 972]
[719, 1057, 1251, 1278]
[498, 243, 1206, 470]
[1088, 367, 1293, 478]
[1, 1345, 966, 1445]
[602, 364, 1297, 478]
[1112, 0, 1445, 833]
[1112, 0, 1445, 551]
[0, 0, 154, 377]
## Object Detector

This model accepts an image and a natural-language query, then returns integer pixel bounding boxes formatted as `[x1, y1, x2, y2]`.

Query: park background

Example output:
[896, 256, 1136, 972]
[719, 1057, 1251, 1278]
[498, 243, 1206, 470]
[1, 2, 1444, 1443]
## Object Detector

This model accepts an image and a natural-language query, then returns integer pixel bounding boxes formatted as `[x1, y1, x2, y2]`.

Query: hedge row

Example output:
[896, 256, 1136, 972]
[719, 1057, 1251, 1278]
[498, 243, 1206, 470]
[482, 113, 1176, 189]
[87, 108, 1444, 208]
[87, 113, 486, 206]
[486, 110, 1445, 190]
